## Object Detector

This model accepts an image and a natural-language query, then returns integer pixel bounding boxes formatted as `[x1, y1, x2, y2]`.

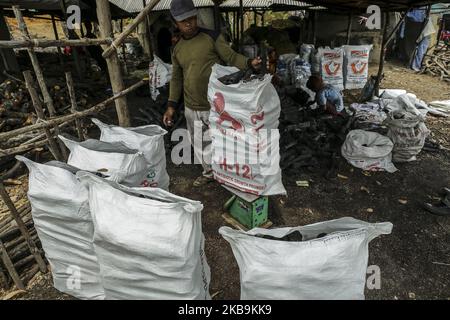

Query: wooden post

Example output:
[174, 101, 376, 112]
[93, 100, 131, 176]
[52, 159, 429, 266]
[0, 182, 47, 274]
[102, 0, 162, 59]
[0, 38, 136, 49]
[239, 0, 244, 43]
[374, 12, 390, 97]
[65, 72, 85, 141]
[51, 14, 64, 69]
[23, 71, 63, 161]
[346, 12, 353, 45]
[59, 0, 83, 79]
[13, 6, 68, 159]
[96, 0, 130, 127]
[0, 239, 24, 290]
[0, 8, 20, 74]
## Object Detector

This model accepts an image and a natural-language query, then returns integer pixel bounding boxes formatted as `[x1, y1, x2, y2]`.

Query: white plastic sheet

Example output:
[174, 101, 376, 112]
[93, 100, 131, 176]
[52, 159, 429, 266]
[208, 64, 286, 196]
[91, 119, 169, 190]
[59, 136, 148, 186]
[16, 156, 104, 300]
[342, 130, 398, 173]
[77, 172, 211, 300]
[220, 217, 393, 300]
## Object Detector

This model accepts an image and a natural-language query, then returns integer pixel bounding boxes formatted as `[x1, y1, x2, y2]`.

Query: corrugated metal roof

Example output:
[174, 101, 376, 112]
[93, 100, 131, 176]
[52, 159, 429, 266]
[109, 0, 215, 13]
[220, 0, 314, 8]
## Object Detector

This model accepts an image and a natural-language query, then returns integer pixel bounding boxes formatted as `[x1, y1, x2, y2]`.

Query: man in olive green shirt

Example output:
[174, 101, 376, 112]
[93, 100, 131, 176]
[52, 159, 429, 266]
[163, 0, 261, 187]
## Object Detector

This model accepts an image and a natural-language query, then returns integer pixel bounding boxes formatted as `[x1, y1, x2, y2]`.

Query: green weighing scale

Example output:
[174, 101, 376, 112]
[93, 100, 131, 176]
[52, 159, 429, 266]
[222, 185, 272, 230]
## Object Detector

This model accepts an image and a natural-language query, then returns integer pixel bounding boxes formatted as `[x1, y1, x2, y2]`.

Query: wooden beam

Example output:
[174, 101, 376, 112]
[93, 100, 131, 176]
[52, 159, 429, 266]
[0, 79, 147, 144]
[51, 14, 64, 69]
[346, 12, 353, 45]
[102, 0, 162, 59]
[96, 0, 130, 127]
[0, 182, 47, 274]
[23, 71, 63, 161]
[65, 72, 85, 141]
[0, 38, 134, 49]
[374, 12, 390, 97]
[0, 239, 24, 290]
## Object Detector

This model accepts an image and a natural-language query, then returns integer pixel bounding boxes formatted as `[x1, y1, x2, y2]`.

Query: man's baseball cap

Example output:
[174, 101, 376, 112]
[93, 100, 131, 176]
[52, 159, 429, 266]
[170, 0, 198, 22]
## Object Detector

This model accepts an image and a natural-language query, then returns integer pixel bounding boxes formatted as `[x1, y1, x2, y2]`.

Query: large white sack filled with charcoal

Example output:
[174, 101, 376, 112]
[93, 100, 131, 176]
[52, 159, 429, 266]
[220, 217, 392, 300]
[77, 172, 211, 300]
[59, 136, 148, 187]
[16, 156, 105, 300]
[343, 45, 372, 90]
[91, 118, 169, 190]
[341, 130, 397, 173]
[207, 64, 286, 196]
[318, 47, 344, 90]
[383, 94, 430, 162]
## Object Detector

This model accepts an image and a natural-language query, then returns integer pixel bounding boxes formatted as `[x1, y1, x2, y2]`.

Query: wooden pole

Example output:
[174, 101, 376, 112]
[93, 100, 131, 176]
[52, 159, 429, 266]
[0, 79, 147, 143]
[65, 72, 85, 141]
[102, 0, 161, 59]
[23, 71, 63, 161]
[0, 182, 47, 274]
[51, 14, 64, 69]
[374, 12, 390, 97]
[346, 12, 353, 45]
[13, 7, 68, 158]
[12, 7, 57, 115]
[0, 38, 135, 49]
[59, 0, 83, 79]
[0, 239, 24, 290]
[239, 0, 244, 45]
[96, 0, 130, 127]
[0, 8, 20, 74]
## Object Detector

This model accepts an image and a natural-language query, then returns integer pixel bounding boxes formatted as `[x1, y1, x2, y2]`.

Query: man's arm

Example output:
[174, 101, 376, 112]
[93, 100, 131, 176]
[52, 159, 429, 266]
[215, 34, 251, 70]
[168, 53, 183, 108]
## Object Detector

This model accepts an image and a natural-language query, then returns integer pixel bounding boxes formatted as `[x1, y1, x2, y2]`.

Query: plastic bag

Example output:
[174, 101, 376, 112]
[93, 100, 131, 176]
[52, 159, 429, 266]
[148, 55, 172, 101]
[384, 95, 430, 162]
[91, 119, 169, 190]
[299, 44, 315, 63]
[77, 172, 211, 300]
[219, 217, 393, 300]
[343, 45, 372, 90]
[276, 53, 297, 85]
[208, 64, 286, 196]
[59, 136, 148, 186]
[16, 156, 104, 300]
[290, 56, 312, 88]
[318, 47, 344, 90]
[341, 130, 397, 173]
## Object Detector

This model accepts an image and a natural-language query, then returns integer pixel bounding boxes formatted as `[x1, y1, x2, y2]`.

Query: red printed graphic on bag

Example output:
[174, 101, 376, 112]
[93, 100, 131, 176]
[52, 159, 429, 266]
[213, 92, 244, 133]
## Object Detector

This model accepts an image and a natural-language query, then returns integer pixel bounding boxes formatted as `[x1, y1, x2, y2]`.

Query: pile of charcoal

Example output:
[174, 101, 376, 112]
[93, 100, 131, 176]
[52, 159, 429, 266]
[278, 86, 351, 174]
[0, 78, 90, 133]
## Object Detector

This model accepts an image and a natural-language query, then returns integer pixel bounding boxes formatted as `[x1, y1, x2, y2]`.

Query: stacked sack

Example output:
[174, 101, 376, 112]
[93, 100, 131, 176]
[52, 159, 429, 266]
[18, 121, 212, 300]
[91, 119, 169, 190]
[208, 64, 286, 196]
[16, 156, 105, 300]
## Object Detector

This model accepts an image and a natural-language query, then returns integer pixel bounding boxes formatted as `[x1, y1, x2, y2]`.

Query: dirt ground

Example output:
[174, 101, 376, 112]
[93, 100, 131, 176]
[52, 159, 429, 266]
[1, 56, 450, 299]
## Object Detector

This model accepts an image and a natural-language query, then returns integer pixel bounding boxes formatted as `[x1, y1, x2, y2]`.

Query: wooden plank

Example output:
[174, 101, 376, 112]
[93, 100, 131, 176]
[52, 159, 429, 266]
[222, 213, 272, 232]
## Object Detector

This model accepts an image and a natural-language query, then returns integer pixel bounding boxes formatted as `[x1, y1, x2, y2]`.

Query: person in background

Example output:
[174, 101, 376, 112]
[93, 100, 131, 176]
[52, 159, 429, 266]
[84, 21, 108, 73]
[306, 74, 346, 117]
[162, 0, 261, 187]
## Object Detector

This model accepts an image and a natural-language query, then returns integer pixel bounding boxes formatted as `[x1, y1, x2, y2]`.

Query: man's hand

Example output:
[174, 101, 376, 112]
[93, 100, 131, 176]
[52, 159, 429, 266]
[163, 106, 176, 127]
[251, 57, 263, 70]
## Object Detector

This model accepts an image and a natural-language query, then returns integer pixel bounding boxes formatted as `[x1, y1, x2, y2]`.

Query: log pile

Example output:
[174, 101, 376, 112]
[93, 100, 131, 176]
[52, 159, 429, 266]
[422, 47, 450, 82]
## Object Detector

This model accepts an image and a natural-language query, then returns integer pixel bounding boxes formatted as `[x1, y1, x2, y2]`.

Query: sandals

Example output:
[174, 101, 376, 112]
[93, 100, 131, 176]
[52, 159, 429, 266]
[423, 189, 450, 217]
[193, 175, 214, 187]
